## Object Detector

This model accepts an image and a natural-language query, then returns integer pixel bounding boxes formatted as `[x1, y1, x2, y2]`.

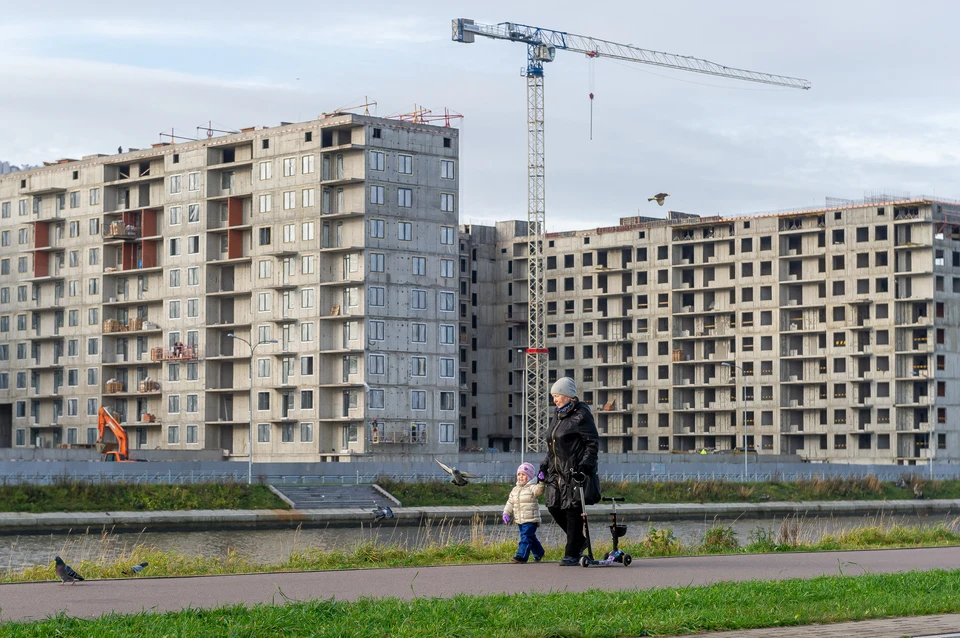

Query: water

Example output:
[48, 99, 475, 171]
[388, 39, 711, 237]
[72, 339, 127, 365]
[4, 512, 957, 572]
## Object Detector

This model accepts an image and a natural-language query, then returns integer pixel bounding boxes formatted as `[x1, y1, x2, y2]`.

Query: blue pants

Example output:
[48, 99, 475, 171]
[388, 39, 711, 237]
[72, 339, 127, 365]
[516, 522, 545, 560]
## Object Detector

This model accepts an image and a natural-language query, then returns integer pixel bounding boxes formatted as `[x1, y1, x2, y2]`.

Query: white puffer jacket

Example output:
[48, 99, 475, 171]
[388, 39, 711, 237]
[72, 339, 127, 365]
[504, 480, 545, 525]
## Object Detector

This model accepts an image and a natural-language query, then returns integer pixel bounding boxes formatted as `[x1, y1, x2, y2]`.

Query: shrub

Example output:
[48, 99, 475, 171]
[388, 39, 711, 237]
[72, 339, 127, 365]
[701, 524, 740, 553]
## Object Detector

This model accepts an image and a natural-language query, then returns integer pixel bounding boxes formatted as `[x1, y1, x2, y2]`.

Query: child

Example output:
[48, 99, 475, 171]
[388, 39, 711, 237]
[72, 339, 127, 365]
[502, 462, 546, 563]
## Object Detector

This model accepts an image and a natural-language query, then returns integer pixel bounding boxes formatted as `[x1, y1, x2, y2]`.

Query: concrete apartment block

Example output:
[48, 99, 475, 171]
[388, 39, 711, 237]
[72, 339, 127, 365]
[0, 115, 460, 462]
[472, 200, 960, 465]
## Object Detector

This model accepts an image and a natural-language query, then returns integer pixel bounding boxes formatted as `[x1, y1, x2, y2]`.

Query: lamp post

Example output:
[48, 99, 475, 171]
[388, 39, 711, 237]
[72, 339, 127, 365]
[518, 348, 526, 463]
[721, 361, 747, 481]
[228, 333, 279, 484]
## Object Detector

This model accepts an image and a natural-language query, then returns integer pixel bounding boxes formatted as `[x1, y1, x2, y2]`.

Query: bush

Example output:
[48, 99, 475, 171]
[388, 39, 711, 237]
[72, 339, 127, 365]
[701, 524, 740, 553]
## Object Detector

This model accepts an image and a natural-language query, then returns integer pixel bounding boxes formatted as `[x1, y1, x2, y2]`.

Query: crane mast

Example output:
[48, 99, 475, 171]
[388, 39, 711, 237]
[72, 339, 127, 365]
[453, 18, 810, 454]
[524, 48, 549, 454]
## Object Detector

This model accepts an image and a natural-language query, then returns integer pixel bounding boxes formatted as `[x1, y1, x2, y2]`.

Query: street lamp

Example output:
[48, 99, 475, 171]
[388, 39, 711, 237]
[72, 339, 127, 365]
[721, 361, 748, 480]
[518, 348, 526, 463]
[228, 333, 279, 484]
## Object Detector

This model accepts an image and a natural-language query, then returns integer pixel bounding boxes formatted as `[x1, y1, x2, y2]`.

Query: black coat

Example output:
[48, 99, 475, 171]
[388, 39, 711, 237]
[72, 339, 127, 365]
[540, 401, 600, 510]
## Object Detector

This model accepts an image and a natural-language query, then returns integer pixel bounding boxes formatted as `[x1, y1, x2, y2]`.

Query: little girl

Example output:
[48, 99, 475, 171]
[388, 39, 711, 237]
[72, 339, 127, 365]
[502, 462, 546, 563]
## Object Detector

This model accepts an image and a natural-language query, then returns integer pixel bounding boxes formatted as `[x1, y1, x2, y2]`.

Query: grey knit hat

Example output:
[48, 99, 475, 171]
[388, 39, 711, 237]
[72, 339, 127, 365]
[550, 377, 577, 398]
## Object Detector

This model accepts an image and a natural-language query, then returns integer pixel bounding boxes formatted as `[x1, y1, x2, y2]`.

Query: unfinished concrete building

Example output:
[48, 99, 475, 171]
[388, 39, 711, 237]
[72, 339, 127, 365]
[0, 114, 461, 462]
[3, 112, 959, 467]
[475, 200, 960, 465]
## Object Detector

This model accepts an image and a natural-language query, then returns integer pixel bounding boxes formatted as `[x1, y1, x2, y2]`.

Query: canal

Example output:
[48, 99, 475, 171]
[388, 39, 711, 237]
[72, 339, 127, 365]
[4, 511, 958, 572]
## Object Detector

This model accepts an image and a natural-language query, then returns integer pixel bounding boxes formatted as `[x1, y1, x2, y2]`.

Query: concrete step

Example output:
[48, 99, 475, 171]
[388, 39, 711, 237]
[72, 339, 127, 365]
[273, 484, 390, 510]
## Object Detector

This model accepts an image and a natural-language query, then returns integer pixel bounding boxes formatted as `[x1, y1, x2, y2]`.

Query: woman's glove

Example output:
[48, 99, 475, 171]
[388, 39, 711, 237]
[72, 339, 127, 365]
[502, 513, 510, 525]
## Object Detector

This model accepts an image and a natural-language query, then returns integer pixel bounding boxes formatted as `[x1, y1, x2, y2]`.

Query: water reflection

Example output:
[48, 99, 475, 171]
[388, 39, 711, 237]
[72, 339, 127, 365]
[3, 512, 957, 572]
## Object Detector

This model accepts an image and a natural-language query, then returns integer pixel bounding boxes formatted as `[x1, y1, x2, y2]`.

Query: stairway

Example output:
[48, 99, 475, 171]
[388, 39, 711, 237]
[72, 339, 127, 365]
[273, 484, 390, 510]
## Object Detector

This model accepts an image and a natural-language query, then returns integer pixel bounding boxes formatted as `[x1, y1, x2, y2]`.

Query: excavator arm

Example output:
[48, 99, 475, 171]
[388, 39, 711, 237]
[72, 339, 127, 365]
[96, 406, 131, 462]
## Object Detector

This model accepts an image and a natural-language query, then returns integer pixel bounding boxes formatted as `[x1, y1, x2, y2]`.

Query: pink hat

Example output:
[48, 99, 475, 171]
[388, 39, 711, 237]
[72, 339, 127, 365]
[517, 462, 537, 481]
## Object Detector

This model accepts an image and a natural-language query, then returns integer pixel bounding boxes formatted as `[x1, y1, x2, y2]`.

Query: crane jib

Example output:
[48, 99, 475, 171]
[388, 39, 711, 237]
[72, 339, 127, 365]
[452, 18, 811, 90]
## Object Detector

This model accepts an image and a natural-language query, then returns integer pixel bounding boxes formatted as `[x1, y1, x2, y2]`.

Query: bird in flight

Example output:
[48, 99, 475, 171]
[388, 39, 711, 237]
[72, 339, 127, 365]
[435, 459, 481, 486]
[125, 561, 149, 575]
[54, 556, 84, 585]
[372, 502, 394, 522]
[648, 193, 669, 206]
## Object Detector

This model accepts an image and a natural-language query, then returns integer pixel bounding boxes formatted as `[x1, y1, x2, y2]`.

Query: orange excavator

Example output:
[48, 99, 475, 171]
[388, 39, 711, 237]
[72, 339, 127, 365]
[95, 406, 142, 462]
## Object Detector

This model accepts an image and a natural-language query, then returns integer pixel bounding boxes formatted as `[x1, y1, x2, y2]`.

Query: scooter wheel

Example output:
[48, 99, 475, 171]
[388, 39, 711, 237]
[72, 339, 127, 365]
[602, 552, 610, 560]
[579, 555, 590, 568]
[623, 554, 632, 567]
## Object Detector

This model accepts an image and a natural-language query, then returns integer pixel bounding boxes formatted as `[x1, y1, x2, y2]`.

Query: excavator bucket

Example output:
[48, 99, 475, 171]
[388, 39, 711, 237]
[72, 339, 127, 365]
[96, 441, 116, 454]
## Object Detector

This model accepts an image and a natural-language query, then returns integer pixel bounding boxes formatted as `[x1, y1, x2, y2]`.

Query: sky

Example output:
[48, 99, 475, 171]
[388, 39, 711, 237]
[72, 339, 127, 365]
[3, 0, 960, 232]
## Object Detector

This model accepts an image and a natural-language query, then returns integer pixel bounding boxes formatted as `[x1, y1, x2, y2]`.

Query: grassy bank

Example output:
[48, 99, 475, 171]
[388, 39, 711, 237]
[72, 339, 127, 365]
[2, 569, 959, 637]
[0, 480, 286, 513]
[379, 474, 954, 507]
[4, 518, 959, 583]
[0, 475, 950, 514]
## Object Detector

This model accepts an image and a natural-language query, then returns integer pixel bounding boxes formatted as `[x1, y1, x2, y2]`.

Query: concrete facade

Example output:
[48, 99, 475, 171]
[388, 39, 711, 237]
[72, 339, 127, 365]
[3, 114, 959, 468]
[475, 201, 960, 465]
[0, 114, 461, 462]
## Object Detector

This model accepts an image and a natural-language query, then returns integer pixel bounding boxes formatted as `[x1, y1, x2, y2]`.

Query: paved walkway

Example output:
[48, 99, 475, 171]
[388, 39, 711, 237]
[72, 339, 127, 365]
[674, 615, 960, 637]
[2, 546, 959, 636]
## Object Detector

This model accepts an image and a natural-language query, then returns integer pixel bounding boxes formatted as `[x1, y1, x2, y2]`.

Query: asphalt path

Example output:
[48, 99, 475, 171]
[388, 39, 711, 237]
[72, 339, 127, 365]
[1, 547, 958, 623]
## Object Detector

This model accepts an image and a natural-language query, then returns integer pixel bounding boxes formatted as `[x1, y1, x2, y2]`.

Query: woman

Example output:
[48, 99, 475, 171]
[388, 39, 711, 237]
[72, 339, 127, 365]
[539, 376, 601, 566]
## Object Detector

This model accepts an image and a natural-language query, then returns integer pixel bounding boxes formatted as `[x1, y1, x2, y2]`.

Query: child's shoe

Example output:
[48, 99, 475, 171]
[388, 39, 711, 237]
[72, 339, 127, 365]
[510, 556, 528, 564]
[533, 555, 544, 562]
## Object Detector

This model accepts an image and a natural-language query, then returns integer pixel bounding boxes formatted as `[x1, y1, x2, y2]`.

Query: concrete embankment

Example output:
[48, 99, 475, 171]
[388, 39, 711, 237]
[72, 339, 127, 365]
[1, 499, 958, 534]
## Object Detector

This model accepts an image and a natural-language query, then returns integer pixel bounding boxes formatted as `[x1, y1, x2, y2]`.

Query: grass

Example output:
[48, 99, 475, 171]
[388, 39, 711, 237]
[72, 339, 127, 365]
[2, 569, 960, 637]
[4, 516, 959, 583]
[379, 473, 954, 507]
[0, 478, 287, 513]
[4, 477, 957, 634]
[0, 474, 948, 514]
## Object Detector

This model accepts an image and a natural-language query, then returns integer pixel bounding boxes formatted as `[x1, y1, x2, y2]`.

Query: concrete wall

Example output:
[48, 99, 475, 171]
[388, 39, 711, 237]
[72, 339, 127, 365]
[0, 453, 953, 485]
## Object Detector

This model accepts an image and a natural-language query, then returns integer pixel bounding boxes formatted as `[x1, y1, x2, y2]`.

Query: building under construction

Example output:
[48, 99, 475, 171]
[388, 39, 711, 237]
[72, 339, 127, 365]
[1, 113, 958, 466]
[469, 199, 960, 466]
[0, 114, 462, 462]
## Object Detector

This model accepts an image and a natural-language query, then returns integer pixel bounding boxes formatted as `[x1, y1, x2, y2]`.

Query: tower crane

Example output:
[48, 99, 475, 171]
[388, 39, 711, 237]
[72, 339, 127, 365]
[452, 19, 811, 455]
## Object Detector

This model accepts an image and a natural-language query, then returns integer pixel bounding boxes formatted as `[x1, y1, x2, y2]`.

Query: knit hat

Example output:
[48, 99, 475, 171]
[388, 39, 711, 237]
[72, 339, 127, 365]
[550, 376, 577, 398]
[517, 462, 537, 481]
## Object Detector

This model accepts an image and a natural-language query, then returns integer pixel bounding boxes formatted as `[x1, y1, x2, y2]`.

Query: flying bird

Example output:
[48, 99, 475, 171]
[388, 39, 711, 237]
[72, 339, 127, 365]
[372, 503, 394, 522]
[435, 458, 481, 487]
[125, 561, 149, 575]
[54, 556, 84, 585]
[648, 193, 669, 206]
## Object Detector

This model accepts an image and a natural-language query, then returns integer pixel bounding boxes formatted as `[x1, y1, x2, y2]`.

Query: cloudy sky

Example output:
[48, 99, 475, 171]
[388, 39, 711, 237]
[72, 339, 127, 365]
[3, 1, 959, 231]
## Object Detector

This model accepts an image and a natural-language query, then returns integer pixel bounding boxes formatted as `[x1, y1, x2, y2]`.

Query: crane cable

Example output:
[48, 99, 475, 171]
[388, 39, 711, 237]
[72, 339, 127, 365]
[587, 52, 597, 140]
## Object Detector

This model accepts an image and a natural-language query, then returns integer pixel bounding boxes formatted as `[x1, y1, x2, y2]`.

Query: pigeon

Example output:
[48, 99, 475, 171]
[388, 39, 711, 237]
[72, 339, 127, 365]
[372, 503, 394, 522]
[648, 193, 669, 206]
[125, 561, 149, 575]
[435, 458, 481, 487]
[54, 556, 84, 585]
